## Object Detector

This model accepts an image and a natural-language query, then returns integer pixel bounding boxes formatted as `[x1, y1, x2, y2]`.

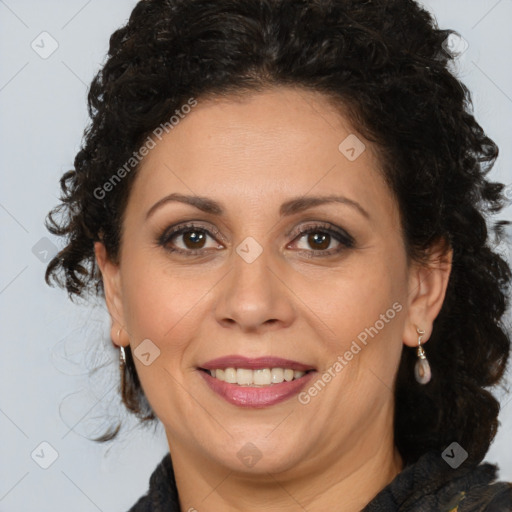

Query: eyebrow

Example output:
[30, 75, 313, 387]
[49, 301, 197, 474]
[145, 193, 369, 220]
[280, 195, 369, 219]
[146, 193, 223, 219]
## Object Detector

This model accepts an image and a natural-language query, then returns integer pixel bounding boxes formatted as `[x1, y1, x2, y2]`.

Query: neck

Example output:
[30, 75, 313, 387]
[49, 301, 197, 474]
[167, 432, 402, 511]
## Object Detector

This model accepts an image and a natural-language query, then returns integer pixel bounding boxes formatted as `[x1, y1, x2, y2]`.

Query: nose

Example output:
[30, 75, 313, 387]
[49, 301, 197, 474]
[214, 246, 296, 333]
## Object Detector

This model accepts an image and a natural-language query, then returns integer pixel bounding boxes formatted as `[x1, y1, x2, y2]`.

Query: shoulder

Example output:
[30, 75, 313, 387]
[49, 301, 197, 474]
[421, 457, 512, 512]
[364, 452, 512, 511]
[438, 459, 512, 512]
[426, 457, 512, 512]
[127, 453, 180, 512]
[454, 480, 512, 511]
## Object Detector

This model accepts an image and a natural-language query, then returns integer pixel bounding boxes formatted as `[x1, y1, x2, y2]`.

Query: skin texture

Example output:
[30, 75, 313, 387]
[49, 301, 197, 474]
[95, 87, 452, 511]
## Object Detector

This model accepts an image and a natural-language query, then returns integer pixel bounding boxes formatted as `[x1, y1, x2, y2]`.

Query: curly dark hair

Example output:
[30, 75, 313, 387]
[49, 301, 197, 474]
[45, 0, 511, 465]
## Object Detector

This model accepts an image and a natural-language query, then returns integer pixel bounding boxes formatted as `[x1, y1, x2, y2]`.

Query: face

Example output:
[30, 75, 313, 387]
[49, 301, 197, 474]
[96, 87, 445, 477]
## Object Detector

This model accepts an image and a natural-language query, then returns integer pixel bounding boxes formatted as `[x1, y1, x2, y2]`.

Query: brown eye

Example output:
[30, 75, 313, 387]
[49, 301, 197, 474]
[295, 230, 338, 252]
[182, 230, 206, 249]
[158, 223, 224, 255]
[307, 232, 331, 250]
[288, 223, 355, 257]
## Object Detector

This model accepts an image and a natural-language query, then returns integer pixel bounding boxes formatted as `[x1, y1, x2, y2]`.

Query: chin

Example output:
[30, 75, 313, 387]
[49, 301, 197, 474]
[216, 429, 308, 474]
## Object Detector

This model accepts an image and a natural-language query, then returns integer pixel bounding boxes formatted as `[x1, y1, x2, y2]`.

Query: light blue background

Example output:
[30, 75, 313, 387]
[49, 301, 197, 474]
[1, 1, 511, 510]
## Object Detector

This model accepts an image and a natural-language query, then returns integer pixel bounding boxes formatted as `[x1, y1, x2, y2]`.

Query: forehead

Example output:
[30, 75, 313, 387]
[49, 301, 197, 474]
[126, 87, 394, 219]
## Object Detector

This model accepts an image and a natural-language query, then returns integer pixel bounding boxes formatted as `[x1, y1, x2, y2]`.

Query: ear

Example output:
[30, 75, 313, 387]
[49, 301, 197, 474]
[94, 241, 129, 347]
[403, 238, 453, 347]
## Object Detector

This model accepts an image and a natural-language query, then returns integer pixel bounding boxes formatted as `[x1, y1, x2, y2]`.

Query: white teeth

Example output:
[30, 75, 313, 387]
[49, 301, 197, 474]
[206, 367, 310, 386]
[236, 368, 253, 386]
[224, 368, 237, 384]
[271, 368, 284, 384]
[254, 369, 271, 385]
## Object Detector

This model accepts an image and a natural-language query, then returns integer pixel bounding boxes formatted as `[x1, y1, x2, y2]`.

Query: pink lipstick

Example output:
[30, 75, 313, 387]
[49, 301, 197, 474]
[198, 355, 316, 408]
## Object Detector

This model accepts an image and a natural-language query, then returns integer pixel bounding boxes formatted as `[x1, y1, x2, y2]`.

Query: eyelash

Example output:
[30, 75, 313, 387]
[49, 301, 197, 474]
[156, 222, 355, 258]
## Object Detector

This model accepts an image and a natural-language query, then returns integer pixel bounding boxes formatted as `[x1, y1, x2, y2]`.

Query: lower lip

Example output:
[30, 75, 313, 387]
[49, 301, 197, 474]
[199, 370, 316, 408]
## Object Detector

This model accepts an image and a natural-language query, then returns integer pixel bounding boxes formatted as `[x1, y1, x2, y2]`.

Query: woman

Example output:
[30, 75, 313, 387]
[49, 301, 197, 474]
[45, 0, 512, 510]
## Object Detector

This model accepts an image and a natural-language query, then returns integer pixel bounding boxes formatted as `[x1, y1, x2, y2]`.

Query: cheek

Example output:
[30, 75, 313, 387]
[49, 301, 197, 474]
[301, 248, 408, 398]
[119, 253, 210, 358]
[302, 251, 406, 344]
[118, 256, 213, 424]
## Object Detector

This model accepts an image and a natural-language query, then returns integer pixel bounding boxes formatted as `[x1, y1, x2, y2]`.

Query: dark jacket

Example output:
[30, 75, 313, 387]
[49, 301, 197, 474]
[128, 451, 512, 511]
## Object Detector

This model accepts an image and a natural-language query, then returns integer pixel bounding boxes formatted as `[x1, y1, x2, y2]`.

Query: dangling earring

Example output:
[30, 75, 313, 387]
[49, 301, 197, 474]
[414, 328, 431, 384]
[117, 328, 126, 368]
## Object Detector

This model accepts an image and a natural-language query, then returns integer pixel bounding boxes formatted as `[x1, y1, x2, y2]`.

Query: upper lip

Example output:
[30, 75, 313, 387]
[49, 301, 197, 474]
[199, 356, 315, 372]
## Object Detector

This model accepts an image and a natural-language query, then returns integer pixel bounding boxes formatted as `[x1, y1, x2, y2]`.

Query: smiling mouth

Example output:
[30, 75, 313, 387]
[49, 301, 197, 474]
[199, 367, 315, 386]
